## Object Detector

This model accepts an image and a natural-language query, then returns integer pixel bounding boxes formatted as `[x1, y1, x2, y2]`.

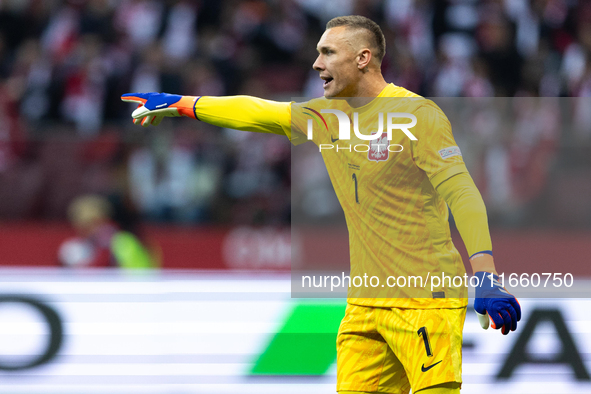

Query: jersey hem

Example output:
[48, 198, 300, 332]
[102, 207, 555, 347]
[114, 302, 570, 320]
[346, 298, 469, 309]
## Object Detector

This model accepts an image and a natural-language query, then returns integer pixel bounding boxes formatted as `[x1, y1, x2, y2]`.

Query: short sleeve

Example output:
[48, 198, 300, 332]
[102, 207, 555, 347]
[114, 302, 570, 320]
[411, 102, 468, 188]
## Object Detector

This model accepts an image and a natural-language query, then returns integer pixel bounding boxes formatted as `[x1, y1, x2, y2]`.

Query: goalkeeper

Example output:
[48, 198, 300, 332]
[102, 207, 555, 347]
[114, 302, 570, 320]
[122, 15, 520, 394]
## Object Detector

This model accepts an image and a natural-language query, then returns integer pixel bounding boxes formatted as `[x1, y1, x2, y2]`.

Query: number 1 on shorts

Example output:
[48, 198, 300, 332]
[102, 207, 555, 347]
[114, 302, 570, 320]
[417, 326, 433, 357]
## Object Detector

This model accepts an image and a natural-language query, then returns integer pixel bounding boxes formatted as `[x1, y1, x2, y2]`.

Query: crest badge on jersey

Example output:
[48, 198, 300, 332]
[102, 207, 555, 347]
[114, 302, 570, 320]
[368, 132, 389, 162]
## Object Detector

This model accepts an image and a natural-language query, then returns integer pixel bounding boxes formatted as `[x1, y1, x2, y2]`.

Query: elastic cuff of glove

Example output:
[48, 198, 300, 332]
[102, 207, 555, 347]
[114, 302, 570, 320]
[176, 96, 201, 119]
[469, 252, 497, 276]
[469, 250, 492, 260]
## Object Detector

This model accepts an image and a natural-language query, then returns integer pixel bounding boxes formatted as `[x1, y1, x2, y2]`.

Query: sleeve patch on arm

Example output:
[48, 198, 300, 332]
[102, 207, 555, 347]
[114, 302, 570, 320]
[438, 146, 462, 159]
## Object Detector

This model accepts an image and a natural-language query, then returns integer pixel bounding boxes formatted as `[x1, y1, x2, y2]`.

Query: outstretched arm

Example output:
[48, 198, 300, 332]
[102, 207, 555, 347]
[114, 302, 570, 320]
[436, 172, 521, 335]
[121, 93, 292, 136]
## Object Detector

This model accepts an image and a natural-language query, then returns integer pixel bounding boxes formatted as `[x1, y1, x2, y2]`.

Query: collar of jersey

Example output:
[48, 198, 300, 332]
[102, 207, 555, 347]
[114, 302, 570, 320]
[344, 83, 397, 114]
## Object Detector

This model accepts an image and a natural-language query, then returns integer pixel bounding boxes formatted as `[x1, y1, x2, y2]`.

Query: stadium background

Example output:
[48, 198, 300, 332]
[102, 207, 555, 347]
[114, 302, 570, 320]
[1, 0, 591, 393]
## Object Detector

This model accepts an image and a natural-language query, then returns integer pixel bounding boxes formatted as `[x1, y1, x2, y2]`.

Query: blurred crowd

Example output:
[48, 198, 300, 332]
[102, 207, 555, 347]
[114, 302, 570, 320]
[0, 0, 591, 227]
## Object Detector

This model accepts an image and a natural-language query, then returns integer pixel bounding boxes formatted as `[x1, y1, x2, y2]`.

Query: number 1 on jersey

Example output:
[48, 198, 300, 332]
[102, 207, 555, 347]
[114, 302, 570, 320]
[351, 173, 359, 204]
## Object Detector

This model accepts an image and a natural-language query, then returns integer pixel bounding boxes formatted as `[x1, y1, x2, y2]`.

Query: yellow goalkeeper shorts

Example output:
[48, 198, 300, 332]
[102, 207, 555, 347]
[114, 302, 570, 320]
[336, 303, 466, 393]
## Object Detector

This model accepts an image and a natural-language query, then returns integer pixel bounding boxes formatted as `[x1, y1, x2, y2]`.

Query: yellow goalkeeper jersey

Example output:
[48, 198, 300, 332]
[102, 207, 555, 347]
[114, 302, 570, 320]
[290, 84, 468, 308]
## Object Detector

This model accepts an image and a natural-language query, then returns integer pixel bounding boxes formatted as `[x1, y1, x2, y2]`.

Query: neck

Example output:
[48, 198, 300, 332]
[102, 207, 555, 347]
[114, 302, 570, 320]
[345, 73, 388, 108]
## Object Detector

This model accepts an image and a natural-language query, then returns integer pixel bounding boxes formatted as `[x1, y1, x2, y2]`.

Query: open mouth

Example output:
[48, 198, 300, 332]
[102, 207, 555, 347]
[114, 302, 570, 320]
[321, 76, 333, 88]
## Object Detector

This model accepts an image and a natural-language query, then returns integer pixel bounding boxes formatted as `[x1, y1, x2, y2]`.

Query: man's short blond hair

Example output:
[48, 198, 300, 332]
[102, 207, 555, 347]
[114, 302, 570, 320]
[326, 15, 386, 63]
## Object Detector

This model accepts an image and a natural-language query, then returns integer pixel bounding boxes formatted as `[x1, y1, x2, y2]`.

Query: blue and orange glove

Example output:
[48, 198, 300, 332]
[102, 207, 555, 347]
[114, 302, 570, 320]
[474, 271, 521, 335]
[121, 92, 200, 126]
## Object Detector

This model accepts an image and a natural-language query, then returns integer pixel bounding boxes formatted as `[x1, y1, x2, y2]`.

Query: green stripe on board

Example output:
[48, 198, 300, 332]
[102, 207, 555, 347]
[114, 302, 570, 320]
[251, 301, 346, 375]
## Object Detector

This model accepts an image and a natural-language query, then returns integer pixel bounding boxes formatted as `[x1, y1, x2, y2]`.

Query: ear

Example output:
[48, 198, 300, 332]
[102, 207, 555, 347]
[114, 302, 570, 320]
[357, 48, 372, 70]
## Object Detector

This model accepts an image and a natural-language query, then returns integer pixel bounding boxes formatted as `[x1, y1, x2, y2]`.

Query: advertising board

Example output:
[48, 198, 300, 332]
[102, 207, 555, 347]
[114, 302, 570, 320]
[1, 270, 590, 393]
